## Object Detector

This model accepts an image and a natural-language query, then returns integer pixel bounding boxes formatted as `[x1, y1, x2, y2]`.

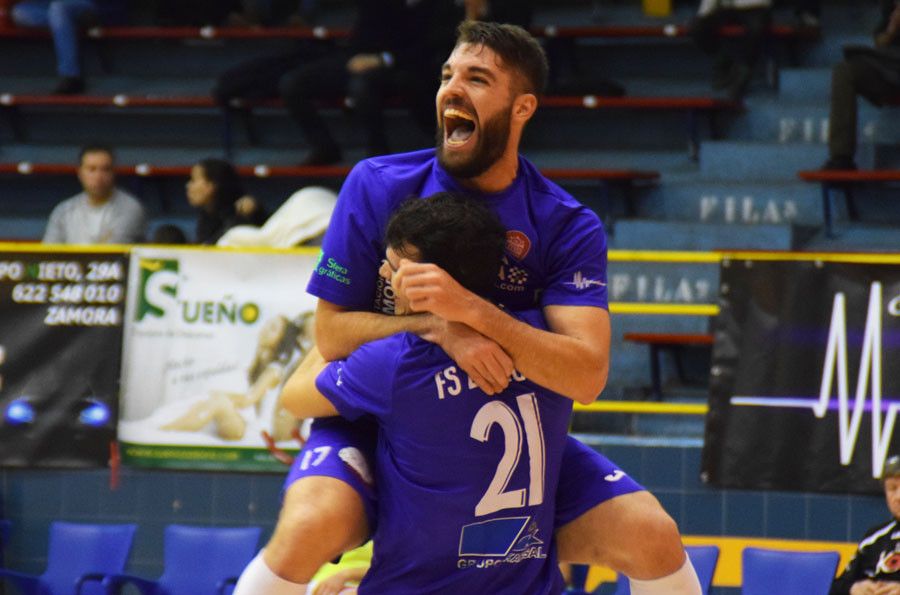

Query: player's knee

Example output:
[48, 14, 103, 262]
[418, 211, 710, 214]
[621, 505, 685, 578]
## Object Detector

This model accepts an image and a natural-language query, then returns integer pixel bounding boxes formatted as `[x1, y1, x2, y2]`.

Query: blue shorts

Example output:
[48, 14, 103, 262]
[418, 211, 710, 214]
[284, 417, 379, 529]
[284, 418, 644, 533]
[554, 436, 645, 527]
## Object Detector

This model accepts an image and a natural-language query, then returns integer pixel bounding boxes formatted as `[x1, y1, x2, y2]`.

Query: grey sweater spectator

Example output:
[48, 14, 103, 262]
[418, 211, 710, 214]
[43, 145, 146, 244]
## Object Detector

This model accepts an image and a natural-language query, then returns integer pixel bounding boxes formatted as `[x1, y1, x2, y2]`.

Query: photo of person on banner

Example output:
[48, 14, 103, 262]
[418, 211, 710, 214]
[159, 312, 315, 441]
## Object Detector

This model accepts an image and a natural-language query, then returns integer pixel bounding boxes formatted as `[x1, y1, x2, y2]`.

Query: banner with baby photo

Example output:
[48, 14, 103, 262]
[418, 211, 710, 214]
[118, 246, 320, 471]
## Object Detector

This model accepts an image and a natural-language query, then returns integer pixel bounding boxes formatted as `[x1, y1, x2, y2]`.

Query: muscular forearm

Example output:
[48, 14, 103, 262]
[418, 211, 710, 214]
[462, 298, 608, 404]
[279, 347, 337, 419]
[315, 301, 432, 361]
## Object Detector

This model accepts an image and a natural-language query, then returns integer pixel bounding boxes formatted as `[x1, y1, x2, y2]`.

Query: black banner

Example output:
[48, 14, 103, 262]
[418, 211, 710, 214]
[0, 251, 128, 468]
[702, 258, 900, 494]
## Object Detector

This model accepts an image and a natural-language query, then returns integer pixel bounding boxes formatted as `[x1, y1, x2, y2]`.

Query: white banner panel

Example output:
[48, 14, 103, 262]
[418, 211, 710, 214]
[118, 247, 319, 471]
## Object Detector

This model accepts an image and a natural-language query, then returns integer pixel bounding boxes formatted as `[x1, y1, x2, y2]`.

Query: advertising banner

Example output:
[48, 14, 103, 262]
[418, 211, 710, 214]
[118, 247, 319, 471]
[0, 247, 128, 467]
[702, 256, 900, 494]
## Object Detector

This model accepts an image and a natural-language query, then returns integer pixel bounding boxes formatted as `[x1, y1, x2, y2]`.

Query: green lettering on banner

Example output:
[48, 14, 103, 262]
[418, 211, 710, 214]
[120, 442, 300, 472]
[136, 259, 179, 321]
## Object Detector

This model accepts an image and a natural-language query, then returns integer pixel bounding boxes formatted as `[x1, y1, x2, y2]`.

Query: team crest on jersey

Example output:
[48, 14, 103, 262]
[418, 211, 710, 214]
[505, 231, 531, 260]
[877, 550, 900, 574]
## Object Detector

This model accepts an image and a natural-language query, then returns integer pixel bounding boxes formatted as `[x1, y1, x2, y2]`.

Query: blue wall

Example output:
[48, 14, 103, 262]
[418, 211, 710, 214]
[0, 443, 886, 579]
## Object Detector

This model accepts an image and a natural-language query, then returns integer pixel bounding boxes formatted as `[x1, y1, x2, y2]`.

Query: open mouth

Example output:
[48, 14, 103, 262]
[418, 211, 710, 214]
[443, 108, 476, 147]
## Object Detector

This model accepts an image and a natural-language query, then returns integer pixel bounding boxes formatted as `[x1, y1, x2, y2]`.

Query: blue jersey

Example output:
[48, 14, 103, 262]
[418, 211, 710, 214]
[316, 311, 571, 595]
[306, 149, 608, 314]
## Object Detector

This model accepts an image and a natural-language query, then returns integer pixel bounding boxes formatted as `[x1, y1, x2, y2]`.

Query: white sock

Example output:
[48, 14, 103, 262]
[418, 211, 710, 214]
[628, 556, 702, 595]
[232, 551, 308, 595]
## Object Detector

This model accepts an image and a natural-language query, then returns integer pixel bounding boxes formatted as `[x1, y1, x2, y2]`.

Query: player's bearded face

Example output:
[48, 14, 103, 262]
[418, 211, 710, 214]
[436, 100, 512, 179]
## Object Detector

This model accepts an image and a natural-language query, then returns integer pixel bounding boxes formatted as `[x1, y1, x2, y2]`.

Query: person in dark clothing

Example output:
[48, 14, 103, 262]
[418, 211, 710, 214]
[830, 455, 900, 595]
[823, 0, 900, 171]
[11, 0, 128, 94]
[212, 0, 461, 166]
[186, 158, 267, 245]
[691, 0, 772, 100]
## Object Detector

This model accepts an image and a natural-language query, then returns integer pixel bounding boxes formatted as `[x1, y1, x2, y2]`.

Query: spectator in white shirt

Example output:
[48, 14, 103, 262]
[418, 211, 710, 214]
[43, 144, 146, 244]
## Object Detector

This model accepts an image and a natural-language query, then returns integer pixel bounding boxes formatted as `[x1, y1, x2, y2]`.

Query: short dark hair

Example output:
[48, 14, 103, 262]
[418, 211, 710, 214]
[455, 20, 548, 95]
[78, 143, 115, 165]
[197, 158, 244, 213]
[385, 192, 506, 297]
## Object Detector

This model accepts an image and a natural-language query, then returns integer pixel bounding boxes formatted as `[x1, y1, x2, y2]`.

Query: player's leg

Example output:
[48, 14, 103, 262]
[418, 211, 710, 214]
[234, 418, 376, 594]
[554, 437, 700, 594]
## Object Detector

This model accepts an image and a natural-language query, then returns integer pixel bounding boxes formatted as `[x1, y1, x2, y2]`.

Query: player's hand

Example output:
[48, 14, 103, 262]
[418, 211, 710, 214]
[347, 53, 382, 73]
[426, 320, 513, 395]
[393, 260, 478, 323]
[851, 580, 887, 595]
[234, 195, 259, 217]
[312, 571, 352, 595]
[874, 582, 900, 595]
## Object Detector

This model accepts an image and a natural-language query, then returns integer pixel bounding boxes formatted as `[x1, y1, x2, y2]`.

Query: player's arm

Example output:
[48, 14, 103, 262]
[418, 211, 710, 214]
[279, 347, 339, 419]
[395, 262, 609, 404]
[316, 298, 514, 395]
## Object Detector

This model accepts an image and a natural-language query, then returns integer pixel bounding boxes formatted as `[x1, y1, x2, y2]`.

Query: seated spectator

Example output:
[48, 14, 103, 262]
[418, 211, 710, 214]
[829, 454, 900, 594]
[792, 0, 820, 28]
[464, 0, 533, 28]
[212, 0, 458, 166]
[150, 223, 188, 245]
[226, 0, 319, 27]
[43, 144, 146, 244]
[822, 0, 900, 171]
[11, 0, 127, 94]
[691, 0, 772, 99]
[186, 158, 267, 244]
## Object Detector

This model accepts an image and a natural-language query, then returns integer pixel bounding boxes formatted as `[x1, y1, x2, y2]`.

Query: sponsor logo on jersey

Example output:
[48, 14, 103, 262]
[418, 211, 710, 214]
[505, 231, 531, 260]
[564, 271, 606, 290]
[314, 253, 352, 286]
[457, 517, 547, 569]
[498, 256, 529, 293]
[604, 469, 626, 482]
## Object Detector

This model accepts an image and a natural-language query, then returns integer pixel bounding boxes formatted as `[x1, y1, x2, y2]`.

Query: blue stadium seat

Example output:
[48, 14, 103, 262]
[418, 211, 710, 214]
[0, 521, 136, 595]
[101, 524, 261, 595]
[741, 547, 839, 595]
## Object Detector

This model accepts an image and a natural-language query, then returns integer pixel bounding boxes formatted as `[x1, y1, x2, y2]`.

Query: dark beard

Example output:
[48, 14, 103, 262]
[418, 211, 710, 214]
[436, 108, 511, 180]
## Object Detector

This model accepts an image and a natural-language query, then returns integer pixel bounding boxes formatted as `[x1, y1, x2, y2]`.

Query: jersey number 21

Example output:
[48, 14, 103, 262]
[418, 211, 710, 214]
[470, 393, 546, 517]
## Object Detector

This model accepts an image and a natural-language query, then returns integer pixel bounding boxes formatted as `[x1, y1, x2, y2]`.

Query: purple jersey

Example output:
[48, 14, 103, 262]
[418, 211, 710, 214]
[306, 149, 608, 314]
[316, 312, 570, 595]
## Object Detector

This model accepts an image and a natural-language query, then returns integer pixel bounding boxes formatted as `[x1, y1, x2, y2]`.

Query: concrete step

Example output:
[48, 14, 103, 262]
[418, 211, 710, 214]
[777, 67, 830, 102]
[640, 180, 823, 226]
[610, 218, 795, 251]
[802, 222, 900, 251]
[699, 140, 827, 180]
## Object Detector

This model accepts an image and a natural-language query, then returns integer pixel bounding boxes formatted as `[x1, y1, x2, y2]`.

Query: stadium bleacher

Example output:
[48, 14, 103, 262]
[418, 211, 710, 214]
[1, 1, 898, 592]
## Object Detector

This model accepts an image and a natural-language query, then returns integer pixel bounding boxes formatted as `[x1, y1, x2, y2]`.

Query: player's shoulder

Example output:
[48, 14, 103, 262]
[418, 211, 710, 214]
[343, 149, 438, 210]
[518, 157, 603, 226]
[858, 518, 899, 549]
[354, 149, 437, 185]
